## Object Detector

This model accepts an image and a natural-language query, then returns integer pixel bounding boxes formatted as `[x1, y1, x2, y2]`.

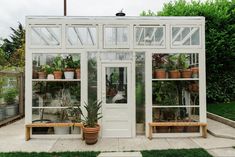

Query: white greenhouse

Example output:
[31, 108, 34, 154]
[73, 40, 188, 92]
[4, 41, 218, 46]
[25, 16, 207, 140]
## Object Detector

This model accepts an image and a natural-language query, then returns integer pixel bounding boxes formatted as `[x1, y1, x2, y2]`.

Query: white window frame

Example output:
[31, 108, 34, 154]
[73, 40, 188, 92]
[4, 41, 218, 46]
[170, 25, 202, 49]
[134, 25, 166, 49]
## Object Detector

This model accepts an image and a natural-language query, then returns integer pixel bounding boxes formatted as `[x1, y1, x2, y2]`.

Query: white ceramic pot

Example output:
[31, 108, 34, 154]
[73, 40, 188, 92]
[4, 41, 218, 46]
[54, 127, 70, 134]
[5, 104, 18, 118]
[64, 71, 74, 79]
[71, 126, 81, 134]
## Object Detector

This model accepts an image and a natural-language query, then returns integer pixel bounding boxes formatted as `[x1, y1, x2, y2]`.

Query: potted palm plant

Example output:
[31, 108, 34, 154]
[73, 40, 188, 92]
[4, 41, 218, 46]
[52, 56, 63, 79]
[81, 100, 102, 145]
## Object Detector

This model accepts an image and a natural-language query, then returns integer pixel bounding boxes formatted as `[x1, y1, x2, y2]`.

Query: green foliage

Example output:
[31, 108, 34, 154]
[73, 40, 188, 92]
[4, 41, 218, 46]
[142, 0, 235, 103]
[64, 55, 76, 69]
[207, 102, 235, 121]
[3, 88, 18, 104]
[141, 148, 212, 157]
[82, 100, 102, 128]
[52, 56, 64, 71]
[0, 23, 25, 67]
[0, 151, 99, 157]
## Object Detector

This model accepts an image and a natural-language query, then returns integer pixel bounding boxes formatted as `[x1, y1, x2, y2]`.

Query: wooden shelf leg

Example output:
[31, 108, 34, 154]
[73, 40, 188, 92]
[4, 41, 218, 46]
[25, 126, 30, 141]
[202, 126, 207, 138]
[148, 125, 153, 140]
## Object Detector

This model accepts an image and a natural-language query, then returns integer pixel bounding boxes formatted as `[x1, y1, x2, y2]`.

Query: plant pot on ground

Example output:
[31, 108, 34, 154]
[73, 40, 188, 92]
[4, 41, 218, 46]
[52, 56, 64, 79]
[3, 88, 18, 118]
[82, 101, 102, 145]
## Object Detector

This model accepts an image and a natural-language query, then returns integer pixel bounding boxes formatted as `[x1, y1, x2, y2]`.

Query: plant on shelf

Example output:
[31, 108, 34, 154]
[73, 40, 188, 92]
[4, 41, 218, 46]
[32, 60, 38, 79]
[152, 54, 167, 79]
[178, 54, 192, 78]
[81, 100, 102, 145]
[52, 56, 63, 79]
[64, 55, 76, 79]
[38, 65, 47, 79]
[73, 60, 80, 79]
[191, 65, 199, 78]
[44, 65, 54, 79]
[167, 54, 181, 78]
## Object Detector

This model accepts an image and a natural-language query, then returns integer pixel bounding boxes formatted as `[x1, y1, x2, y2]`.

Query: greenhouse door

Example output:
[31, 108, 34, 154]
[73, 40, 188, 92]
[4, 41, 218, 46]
[101, 63, 132, 138]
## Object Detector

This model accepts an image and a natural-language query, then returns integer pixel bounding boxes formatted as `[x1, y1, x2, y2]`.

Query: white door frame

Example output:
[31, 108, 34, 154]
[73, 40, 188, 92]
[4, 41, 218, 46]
[98, 61, 135, 138]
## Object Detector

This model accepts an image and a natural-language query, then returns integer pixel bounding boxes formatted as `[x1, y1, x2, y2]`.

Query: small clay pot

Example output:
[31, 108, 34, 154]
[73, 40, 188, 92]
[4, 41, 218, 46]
[168, 70, 181, 78]
[191, 67, 199, 78]
[53, 71, 63, 79]
[83, 125, 100, 145]
[38, 72, 46, 79]
[75, 68, 80, 79]
[181, 69, 192, 78]
[154, 69, 166, 78]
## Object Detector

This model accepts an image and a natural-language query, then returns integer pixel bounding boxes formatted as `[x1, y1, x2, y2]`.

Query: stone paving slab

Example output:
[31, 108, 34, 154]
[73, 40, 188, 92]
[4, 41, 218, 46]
[208, 118, 235, 139]
[207, 147, 235, 157]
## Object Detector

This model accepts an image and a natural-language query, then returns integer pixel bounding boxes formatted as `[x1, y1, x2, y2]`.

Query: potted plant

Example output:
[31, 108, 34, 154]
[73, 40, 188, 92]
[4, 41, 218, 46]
[54, 89, 70, 134]
[32, 60, 38, 79]
[67, 103, 82, 134]
[3, 88, 18, 118]
[52, 56, 63, 79]
[64, 55, 76, 79]
[191, 65, 199, 78]
[44, 65, 54, 79]
[38, 65, 47, 79]
[167, 55, 180, 78]
[152, 54, 167, 79]
[81, 100, 102, 145]
[178, 54, 192, 78]
[0, 80, 6, 121]
[73, 60, 80, 79]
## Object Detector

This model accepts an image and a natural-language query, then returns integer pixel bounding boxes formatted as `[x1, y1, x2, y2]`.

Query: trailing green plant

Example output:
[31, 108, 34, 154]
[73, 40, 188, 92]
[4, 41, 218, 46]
[3, 88, 18, 104]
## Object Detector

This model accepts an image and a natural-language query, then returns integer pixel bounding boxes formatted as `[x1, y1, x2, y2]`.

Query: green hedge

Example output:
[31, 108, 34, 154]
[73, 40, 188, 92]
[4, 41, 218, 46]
[142, 0, 235, 103]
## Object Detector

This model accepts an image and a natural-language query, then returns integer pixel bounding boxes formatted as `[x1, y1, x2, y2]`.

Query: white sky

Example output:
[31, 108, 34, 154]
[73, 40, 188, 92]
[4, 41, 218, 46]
[0, 0, 202, 39]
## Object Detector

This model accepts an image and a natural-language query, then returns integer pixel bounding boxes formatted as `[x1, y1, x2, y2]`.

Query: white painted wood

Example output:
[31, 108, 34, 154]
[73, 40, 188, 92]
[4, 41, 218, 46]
[101, 63, 132, 138]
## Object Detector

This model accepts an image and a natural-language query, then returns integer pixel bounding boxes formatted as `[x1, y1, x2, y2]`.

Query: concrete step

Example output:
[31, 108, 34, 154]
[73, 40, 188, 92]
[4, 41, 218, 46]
[98, 152, 142, 157]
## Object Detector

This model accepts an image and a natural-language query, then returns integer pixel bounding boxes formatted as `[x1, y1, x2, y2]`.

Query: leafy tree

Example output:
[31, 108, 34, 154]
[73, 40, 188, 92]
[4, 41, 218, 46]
[1, 23, 25, 67]
[141, 0, 235, 103]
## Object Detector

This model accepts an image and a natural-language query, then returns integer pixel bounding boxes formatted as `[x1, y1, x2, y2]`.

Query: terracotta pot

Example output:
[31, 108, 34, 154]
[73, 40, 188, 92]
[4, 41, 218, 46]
[75, 68, 80, 79]
[181, 69, 192, 78]
[83, 125, 100, 145]
[64, 68, 74, 72]
[154, 69, 166, 78]
[188, 83, 199, 92]
[191, 67, 199, 78]
[171, 126, 185, 133]
[168, 70, 180, 78]
[53, 71, 63, 79]
[33, 70, 38, 79]
[38, 72, 46, 79]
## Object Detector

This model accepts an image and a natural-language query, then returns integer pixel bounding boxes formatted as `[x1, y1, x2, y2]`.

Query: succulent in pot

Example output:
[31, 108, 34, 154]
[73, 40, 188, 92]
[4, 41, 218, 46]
[38, 65, 47, 79]
[52, 56, 63, 79]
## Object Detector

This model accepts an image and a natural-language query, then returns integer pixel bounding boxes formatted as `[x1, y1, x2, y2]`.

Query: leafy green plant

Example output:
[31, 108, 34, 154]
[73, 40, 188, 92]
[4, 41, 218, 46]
[82, 100, 102, 128]
[44, 65, 53, 74]
[166, 55, 178, 71]
[73, 60, 80, 69]
[64, 55, 76, 69]
[52, 56, 64, 71]
[3, 88, 18, 104]
[177, 54, 189, 70]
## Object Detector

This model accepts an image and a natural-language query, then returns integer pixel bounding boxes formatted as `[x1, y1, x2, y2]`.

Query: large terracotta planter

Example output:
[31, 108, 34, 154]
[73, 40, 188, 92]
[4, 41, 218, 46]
[154, 69, 166, 78]
[83, 125, 100, 145]
[38, 72, 46, 79]
[168, 70, 180, 78]
[53, 71, 63, 79]
[181, 69, 192, 78]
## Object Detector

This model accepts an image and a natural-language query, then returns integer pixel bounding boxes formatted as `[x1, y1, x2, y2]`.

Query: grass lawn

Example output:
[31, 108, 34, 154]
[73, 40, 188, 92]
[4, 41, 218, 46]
[141, 148, 212, 157]
[207, 102, 235, 121]
[0, 151, 99, 157]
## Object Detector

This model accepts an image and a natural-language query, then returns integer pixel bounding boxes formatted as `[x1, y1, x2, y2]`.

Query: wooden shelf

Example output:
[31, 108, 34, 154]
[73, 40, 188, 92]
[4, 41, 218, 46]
[32, 79, 81, 82]
[152, 78, 199, 81]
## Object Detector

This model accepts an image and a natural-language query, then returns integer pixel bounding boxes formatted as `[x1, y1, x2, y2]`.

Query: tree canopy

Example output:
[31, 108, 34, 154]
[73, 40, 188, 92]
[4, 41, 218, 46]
[142, 0, 235, 103]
